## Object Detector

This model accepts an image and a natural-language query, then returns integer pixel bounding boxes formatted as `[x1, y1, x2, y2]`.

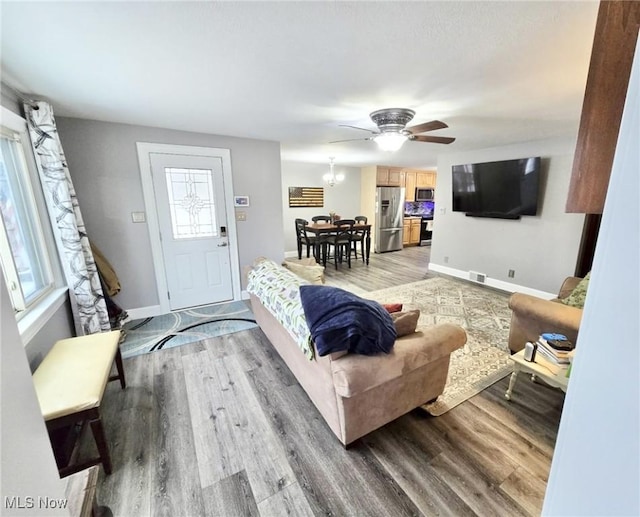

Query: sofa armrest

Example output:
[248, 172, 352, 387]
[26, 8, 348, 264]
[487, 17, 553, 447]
[558, 276, 583, 299]
[508, 293, 582, 352]
[331, 324, 466, 398]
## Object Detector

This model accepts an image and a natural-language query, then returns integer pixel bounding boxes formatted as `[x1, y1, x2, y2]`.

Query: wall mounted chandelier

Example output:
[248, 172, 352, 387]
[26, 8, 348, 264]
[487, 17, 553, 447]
[323, 157, 344, 187]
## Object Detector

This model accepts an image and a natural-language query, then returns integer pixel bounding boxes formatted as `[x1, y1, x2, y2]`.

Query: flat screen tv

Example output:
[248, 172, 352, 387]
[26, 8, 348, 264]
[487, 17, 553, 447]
[451, 157, 541, 219]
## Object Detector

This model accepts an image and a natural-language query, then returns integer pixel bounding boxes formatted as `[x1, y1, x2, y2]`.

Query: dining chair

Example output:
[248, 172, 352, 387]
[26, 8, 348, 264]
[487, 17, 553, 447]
[295, 218, 316, 260]
[325, 219, 355, 270]
[351, 216, 368, 261]
[312, 215, 331, 223]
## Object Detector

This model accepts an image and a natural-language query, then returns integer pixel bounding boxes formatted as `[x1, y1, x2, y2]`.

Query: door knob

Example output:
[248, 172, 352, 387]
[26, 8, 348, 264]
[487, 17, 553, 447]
[217, 242, 228, 247]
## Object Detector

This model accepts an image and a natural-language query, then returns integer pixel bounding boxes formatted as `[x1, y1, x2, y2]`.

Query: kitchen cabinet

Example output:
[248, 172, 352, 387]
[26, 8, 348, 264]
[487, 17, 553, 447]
[376, 166, 437, 197]
[402, 219, 411, 245]
[403, 217, 422, 246]
[410, 219, 421, 244]
[416, 170, 436, 188]
[376, 166, 403, 186]
[403, 170, 416, 201]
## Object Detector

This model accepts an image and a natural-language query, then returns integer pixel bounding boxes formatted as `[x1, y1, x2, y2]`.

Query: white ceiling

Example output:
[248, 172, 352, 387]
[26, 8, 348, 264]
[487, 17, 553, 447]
[1, 1, 598, 169]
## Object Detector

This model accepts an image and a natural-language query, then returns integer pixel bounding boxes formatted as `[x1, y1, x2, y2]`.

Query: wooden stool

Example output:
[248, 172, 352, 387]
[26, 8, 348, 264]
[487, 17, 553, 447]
[33, 330, 126, 478]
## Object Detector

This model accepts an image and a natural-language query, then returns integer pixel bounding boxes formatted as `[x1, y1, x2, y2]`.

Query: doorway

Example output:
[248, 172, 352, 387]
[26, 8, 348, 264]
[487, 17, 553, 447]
[137, 143, 241, 314]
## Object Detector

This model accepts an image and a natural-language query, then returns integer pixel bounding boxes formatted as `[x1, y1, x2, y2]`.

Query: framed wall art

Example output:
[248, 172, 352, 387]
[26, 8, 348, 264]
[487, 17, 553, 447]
[288, 187, 324, 207]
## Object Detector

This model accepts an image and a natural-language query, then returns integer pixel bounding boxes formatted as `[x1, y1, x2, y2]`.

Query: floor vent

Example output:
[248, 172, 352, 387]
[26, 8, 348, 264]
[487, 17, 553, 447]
[469, 271, 486, 283]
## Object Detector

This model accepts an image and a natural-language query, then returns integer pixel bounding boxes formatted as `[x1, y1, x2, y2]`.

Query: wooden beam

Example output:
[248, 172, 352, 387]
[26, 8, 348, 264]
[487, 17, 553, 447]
[566, 1, 640, 214]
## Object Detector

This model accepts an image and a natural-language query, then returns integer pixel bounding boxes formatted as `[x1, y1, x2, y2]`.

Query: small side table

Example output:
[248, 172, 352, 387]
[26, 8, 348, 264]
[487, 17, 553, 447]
[505, 349, 569, 401]
[32, 331, 126, 477]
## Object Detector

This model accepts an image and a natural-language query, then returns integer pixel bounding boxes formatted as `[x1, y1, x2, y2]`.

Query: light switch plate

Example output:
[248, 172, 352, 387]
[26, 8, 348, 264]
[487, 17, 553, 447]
[131, 211, 146, 223]
[236, 211, 246, 221]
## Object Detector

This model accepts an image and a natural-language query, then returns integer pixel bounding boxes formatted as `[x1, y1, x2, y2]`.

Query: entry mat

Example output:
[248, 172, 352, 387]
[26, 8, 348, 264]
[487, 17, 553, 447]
[120, 300, 257, 359]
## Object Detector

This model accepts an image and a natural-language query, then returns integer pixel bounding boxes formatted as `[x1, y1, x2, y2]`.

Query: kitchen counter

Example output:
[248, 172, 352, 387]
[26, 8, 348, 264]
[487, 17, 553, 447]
[404, 214, 433, 219]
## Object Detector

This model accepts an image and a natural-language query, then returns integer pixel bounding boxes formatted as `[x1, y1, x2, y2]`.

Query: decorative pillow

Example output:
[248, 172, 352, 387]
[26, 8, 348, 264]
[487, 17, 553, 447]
[391, 310, 420, 337]
[253, 256, 272, 266]
[282, 260, 325, 285]
[299, 285, 396, 356]
[560, 272, 590, 309]
[382, 303, 403, 314]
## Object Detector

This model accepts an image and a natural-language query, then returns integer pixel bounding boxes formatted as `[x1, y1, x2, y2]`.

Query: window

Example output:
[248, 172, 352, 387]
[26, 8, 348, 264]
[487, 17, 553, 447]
[0, 108, 55, 314]
[164, 167, 218, 239]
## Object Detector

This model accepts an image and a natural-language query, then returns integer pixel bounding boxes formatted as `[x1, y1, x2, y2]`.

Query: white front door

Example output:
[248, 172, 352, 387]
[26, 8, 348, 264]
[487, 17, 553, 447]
[149, 152, 233, 310]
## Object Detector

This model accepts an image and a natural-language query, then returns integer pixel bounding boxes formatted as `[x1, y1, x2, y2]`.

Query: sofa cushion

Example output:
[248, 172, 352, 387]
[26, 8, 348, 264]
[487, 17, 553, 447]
[282, 259, 325, 284]
[391, 310, 420, 337]
[331, 324, 466, 397]
[560, 272, 590, 309]
[299, 285, 396, 356]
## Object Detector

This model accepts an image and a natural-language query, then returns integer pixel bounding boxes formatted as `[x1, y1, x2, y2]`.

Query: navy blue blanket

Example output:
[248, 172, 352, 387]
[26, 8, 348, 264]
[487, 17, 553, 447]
[299, 285, 397, 356]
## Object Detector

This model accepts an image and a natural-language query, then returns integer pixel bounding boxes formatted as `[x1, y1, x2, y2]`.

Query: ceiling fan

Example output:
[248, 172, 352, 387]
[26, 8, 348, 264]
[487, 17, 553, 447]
[330, 108, 456, 151]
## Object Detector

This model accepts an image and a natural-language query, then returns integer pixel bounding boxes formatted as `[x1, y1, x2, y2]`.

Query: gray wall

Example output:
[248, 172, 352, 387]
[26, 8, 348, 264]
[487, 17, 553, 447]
[281, 161, 361, 254]
[544, 40, 639, 515]
[1, 275, 68, 516]
[25, 297, 75, 369]
[430, 137, 585, 293]
[56, 117, 284, 311]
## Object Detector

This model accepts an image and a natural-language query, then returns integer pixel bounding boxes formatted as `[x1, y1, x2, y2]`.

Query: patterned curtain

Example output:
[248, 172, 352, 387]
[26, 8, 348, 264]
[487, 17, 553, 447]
[24, 101, 110, 335]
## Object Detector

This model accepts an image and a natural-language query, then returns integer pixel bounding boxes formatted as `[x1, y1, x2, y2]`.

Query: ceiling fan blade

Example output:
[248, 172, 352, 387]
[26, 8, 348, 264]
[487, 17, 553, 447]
[410, 135, 456, 144]
[406, 120, 448, 134]
[339, 124, 379, 135]
[329, 137, 374, 143]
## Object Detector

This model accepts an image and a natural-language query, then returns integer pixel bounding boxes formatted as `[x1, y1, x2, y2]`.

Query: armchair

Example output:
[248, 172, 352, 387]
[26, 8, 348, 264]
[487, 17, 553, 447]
[508, 277, 584, 353]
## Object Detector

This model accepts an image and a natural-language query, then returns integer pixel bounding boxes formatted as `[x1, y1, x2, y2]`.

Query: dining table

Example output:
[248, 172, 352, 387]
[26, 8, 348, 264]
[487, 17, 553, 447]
[304, 222, 372, 265]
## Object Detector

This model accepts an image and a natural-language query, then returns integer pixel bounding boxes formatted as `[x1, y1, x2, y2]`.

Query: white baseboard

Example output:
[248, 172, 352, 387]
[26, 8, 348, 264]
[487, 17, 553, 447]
[126, 295, 253, 320]
[284, 250, 299, 258]
[126, 305, 163, 321]
[428, 263, 556, 299]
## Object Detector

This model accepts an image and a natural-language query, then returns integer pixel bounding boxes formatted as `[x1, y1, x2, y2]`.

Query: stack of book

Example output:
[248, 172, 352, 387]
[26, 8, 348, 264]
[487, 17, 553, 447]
[535, 333, 575, 375]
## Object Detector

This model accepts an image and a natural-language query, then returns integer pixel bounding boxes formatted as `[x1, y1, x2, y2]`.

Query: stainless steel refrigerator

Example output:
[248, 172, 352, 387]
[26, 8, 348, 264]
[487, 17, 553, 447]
[375, 187, 405, 253]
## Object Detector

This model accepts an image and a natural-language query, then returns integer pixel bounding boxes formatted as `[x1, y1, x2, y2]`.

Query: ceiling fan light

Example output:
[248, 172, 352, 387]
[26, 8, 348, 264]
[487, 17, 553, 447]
[375, 132, 407, 152]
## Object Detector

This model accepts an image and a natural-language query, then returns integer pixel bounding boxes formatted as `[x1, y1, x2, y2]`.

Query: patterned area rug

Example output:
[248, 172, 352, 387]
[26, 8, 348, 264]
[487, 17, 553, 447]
[365, 277, 513, 416]
[121, 300, 257, 359]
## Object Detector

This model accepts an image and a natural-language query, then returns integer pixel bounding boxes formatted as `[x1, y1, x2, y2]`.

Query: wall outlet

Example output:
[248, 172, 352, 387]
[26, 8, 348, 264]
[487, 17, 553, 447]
[236, 211, 246, 221]
[508, 269, 515, 278]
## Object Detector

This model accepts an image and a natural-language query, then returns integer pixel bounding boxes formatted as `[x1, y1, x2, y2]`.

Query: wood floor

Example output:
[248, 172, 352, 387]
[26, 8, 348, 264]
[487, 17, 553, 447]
[91, 246, 565, 516]
[321, 243, 437, 292]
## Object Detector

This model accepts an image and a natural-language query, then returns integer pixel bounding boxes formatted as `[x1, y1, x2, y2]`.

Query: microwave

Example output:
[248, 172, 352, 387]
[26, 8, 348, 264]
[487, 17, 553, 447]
[415, 188, 435, 201]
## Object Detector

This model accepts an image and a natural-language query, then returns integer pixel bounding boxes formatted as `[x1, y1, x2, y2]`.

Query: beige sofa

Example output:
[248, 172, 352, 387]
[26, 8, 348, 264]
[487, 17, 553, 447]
[248, 260, 466, 445]
[508, 276, 583, 354]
